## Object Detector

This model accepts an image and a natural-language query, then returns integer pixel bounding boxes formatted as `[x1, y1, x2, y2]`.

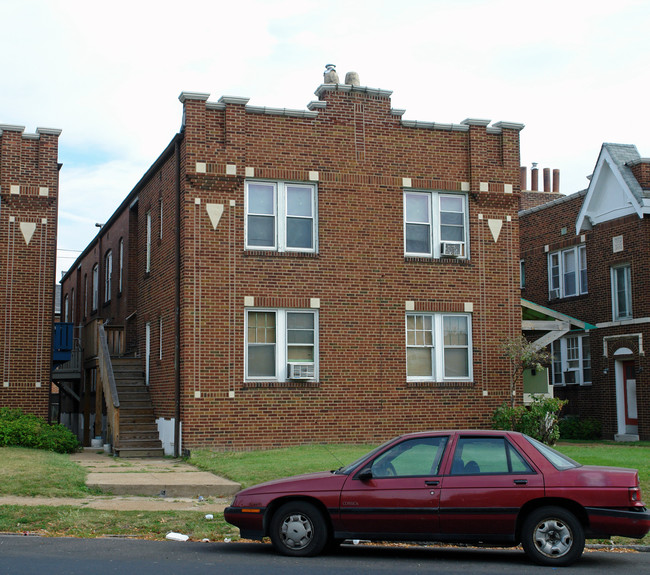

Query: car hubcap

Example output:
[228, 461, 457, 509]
[533, 518, 572, 558]
[280, 513, 313, 550]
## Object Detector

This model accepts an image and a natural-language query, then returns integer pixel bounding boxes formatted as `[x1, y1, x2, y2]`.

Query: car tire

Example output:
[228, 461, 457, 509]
[521, 506, 585, 567]
[269, 501, 329, 557]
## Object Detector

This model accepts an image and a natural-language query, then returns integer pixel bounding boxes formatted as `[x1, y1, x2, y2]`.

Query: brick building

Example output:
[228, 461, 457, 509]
[0, 124, 61, 418]
[520, 143, 650, 441]
[59, 70, 524, 454]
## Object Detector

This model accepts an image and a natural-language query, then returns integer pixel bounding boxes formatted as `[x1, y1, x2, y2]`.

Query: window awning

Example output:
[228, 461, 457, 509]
[522, 299, 596, 349]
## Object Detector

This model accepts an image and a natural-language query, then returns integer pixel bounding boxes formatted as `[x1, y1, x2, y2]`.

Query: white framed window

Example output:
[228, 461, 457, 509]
[245, 180, 317, 252]
[548, 245, 587, 299]
[551, 335, 591, 386]
[104, 250, 112, 303]
[84, 274, 88, 318]
[612, 264, 632, 320]
[245, 309, 318, 381]
[404, 191, 468, 258]
[146, 211, 152, 273]
[63, 294, 69, 323]
[119, 238, 124, 293]
[406, 313, 472, 381]
[92, 264, 99, 311]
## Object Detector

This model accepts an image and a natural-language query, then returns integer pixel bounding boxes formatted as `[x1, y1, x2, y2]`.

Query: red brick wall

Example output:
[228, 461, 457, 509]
[171, 87, 523, 449]
[0, 125, 60, 418]
[62, 84, 525, 450]
[520, 191, 650, 440]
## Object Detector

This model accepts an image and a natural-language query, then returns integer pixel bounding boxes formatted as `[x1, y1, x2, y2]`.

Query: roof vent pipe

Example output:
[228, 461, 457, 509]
[531, 163, 539, 191]
[345, 71, 360, 86]
[543, 168, 551, 193]
[324, 64, 339, 84]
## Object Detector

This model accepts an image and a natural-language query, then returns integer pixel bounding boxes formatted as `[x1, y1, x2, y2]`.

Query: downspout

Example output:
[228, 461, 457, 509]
[174, 138, 182, 457]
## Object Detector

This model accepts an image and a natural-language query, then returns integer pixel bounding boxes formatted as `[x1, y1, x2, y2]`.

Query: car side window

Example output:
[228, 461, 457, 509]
[370, 436, 448, 478]
[450, 437, 533, 475]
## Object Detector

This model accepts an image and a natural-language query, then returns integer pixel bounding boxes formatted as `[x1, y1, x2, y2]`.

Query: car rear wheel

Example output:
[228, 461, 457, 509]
[269, 501, 329, 557]
[521, 506, 585, 566]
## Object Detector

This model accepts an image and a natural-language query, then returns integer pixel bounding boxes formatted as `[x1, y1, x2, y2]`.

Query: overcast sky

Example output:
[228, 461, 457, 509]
[2, 0, 648, 278]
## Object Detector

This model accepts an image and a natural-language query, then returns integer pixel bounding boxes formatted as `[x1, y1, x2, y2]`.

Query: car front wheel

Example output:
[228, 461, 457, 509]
[269, 501, 329, 557]
[521, 506, 585, 566]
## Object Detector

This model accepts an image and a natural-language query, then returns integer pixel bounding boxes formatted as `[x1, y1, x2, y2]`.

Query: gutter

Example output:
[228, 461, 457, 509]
[173, 138, 182, 458]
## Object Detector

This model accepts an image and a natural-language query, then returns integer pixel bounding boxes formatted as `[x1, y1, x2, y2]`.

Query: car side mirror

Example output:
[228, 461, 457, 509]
[357, 467, 373, 481]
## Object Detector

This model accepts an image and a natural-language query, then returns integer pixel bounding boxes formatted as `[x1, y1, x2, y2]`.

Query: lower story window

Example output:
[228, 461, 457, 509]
[551, 335, 591, 385]
[406, 313, 472, 381]
[246, 309, 317, 381]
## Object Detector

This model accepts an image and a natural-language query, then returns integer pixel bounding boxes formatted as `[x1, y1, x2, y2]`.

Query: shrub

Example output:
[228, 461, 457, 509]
[0, 407, 81, 454]
[492, 395, 567, 445]
[559, 416, 602, 440]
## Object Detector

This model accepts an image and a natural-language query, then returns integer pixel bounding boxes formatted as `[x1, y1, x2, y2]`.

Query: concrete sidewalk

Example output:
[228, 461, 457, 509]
[0, 448, 239, 512]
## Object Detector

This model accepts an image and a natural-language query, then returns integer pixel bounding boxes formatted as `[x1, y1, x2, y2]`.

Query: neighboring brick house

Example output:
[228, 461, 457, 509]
[0, 124, 61, 418]
[60, 69, 524, 454]
[520, 143, 650, 441]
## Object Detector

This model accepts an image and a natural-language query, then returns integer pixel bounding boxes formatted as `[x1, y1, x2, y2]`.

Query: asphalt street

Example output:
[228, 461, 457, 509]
[0, 536, 647, 575]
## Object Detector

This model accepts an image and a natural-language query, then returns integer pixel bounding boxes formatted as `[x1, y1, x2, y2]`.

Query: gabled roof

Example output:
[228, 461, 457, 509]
[576, 143, 650, 232]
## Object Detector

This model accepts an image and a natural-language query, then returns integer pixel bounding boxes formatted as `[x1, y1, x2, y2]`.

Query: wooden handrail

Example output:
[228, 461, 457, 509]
[97, 322, 120, 448]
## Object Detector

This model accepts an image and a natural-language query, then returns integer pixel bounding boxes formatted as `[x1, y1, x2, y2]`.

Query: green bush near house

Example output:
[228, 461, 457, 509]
[492, 395, 567, 445]
[559, 416, 602, 440]
[0, 407, 80, 454]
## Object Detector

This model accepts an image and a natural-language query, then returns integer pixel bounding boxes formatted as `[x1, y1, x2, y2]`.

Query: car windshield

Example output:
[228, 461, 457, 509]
[334, 438, 396, 475]
[524, 435, 581, 470]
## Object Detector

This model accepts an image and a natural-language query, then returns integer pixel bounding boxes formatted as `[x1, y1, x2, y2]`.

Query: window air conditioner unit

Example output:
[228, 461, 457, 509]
[549, 288, 560, 300]
[441, 242, 464, 258]
[563, 371, 577, 385]
[287, 362, 315, 380]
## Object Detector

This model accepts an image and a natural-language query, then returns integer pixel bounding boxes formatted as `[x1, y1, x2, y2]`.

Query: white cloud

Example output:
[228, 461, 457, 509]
[2, 0, 649, 277]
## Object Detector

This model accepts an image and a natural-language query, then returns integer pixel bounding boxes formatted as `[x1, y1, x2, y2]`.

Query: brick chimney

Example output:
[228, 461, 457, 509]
[628, 159, 650, 189]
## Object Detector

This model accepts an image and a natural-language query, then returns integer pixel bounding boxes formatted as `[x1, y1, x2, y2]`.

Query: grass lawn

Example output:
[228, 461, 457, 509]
[0, 447, 100, 497]
[0, 442, 648, 545]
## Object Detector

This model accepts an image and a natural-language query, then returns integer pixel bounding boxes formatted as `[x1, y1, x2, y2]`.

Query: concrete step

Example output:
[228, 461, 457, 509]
[113, 447, 165, 459]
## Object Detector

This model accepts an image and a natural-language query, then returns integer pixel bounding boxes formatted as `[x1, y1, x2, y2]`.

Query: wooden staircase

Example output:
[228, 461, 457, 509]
[111, 358, 164, 458]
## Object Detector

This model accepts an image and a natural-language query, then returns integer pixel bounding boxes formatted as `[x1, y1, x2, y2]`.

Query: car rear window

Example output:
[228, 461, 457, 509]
[524, 435, 581, 470]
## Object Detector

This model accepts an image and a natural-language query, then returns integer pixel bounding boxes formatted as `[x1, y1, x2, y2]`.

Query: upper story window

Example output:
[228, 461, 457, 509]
[63, 294, 69, 323]
[159, 198, 164, 240]
[404, 191, 468, 258]
[92, 264, 99, 311]
[520, 260, 526, 289]
[84, 274, 88, 318]
[551, 335, 591, 386]
[406, 313, 472, 381]
[104, 250, 112, 303]
[245, 309, 318, 381]
[245, 181, 317, 252]
[548, 244, 587, 300]
[146, 211, 152, 273]
[612, 264, 632, 320]
[118, 238, 124, 293]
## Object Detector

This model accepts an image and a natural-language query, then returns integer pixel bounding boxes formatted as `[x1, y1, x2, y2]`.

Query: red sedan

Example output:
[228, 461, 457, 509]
[224, 430, 650, 566]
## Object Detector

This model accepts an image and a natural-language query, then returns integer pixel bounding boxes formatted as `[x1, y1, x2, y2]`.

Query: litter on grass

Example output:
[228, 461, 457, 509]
[166, 532, 189, 542]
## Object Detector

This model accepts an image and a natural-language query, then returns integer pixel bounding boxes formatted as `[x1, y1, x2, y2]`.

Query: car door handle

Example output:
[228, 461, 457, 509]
[425, 480, 440, 486]
[514, 479, 528, 485]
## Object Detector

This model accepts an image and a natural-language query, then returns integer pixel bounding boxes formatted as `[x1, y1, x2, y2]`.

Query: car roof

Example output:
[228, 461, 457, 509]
[395, 429, 522, 440]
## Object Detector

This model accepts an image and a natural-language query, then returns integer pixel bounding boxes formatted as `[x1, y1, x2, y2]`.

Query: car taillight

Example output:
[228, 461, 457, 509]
[629, 487, 640, 503]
